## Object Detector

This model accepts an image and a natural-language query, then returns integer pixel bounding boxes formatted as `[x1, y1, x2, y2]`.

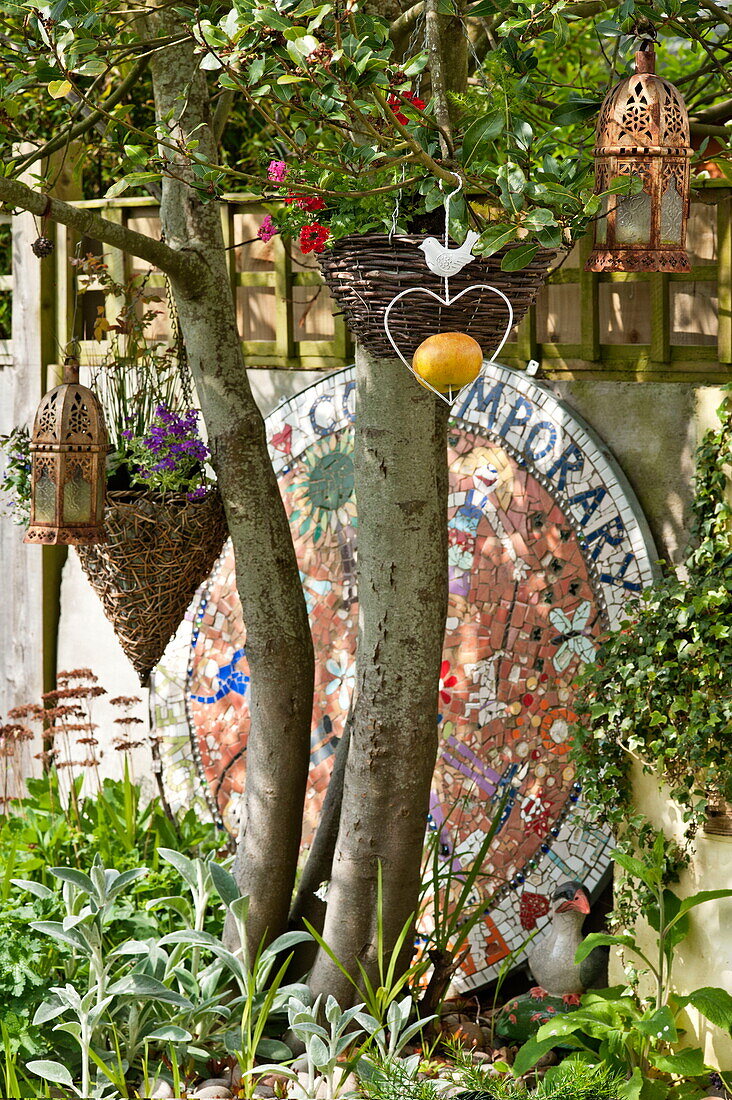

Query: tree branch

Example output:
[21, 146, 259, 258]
[17, 56, 151, 174]
[0, 175, 202, 292]
[390, 1, 424, 48]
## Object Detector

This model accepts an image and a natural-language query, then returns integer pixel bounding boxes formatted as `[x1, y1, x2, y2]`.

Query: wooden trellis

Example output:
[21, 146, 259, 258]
[56, 196, 350, 374]
[9, 181, 732, 381]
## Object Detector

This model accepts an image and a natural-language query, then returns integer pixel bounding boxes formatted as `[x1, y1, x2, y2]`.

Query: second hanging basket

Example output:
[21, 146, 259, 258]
[318, 236, 556, 363]
[76, 489, 228, 686]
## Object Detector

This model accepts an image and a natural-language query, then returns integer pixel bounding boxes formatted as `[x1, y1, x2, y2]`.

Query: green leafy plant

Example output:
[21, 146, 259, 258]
[571, 390, 732, 858]
[159, 858, 312, 1099]
[418, 787, 510, 1016]
[0, 426, 31, 525]
[512, 837, 732, 1100]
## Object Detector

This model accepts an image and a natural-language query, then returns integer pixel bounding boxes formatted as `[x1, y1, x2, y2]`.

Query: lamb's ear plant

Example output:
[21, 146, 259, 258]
[160, 859, 312, 1100]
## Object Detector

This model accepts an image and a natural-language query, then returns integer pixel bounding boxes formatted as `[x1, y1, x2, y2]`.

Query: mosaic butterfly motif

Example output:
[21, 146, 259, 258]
[549, 601, 597, 672]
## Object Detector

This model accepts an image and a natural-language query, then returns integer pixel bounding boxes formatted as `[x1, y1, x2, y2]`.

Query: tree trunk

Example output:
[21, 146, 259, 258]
[308, 348, 449, 1004]
[145, 12, 314, 955]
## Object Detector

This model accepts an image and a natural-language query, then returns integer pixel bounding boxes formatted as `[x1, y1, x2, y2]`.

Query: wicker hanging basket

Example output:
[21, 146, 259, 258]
[76, 489, 227, 686]
[318, 235, 556, 362]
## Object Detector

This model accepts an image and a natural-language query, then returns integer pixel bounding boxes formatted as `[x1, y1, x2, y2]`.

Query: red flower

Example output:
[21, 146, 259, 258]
[297, 195, 326, 212]
[387, 90, 426, 125]
[299, 223, 330, 254]
[284, 192, 326, 212]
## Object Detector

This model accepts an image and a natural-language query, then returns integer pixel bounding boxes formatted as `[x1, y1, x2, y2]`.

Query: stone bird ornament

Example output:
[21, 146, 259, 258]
[528, 880, 596, 997]
[418, 230, 480, 278]
[494, 880, 608, 1044]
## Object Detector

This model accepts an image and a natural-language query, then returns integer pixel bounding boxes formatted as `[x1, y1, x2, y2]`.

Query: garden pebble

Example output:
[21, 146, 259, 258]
[193, 1087, 233, 1099]
[149, 1081, 175, 1098]
[253, 1087, 276, 1098]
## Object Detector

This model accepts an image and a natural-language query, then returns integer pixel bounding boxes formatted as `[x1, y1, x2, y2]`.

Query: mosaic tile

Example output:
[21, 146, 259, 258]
[155, 364, 657, 988]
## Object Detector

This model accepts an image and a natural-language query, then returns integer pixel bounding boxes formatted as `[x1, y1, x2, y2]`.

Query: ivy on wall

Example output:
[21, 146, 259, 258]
[571, 390, 732, 868]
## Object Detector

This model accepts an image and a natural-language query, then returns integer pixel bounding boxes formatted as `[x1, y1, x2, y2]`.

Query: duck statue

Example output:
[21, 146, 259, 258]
[494, 880, 607, 1044]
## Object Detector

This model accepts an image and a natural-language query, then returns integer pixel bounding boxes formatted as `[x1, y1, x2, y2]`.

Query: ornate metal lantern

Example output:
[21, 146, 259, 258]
[586, 38, 692, 272]
[25, 356, 108, 545]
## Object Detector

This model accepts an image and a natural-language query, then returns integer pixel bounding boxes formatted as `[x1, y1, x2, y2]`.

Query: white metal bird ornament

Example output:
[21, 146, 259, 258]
[418, 229, 480, 277]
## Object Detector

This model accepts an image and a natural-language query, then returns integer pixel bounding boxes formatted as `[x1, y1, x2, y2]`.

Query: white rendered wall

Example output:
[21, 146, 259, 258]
[54, 370, 328, 786]
[609, 763, 732, 1068]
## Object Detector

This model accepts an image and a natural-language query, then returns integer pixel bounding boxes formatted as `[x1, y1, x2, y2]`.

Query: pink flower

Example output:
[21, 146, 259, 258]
[267, 160, 287, 183]
[258, 215, 278, 243]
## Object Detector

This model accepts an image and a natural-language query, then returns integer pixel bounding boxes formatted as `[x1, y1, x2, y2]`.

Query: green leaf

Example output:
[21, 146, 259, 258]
[512, 1035, 562, 1076]
[158, 848, 198, 890]
[575, 932, 636, 964]
[11, 878, 53, 899]
[501, 243, 538, 271]
[612, 850, 659, 889]
[650, 1047, 708, 1076]
[47, 80, 72, 99]
[550, 95, 600, 126]
[461, 109, 504, 168]
[476, 224, 517, 256]
[208, 861, 240, 908]
[256, 1037, 293, 1061]
[33, 998, 67, 1026]
[30, 920, 91, 954]
[619, 1066, 643, 1100]
[107, 974, 192, 1008]
[677, 986, 732, 1033]
[50, 867, 95, 895]
[146, 1025, 192, 1042]
[26, 1060, 74, 1088]
[672, 889, 732, 925]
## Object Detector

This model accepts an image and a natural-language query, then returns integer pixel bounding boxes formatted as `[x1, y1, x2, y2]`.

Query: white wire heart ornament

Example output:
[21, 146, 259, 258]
[383, 174, 514, 407]
[383, 283, 514, 407]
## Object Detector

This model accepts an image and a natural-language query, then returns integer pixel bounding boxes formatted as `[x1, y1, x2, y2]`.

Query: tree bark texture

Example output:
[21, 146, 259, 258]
[144, 11, 314, 956]
[308, 348, 449, 1004]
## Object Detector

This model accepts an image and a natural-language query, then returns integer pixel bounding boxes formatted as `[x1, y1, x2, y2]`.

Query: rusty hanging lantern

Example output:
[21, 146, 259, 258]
[586, 36, 692, 273]
[25, 355, 108, 545]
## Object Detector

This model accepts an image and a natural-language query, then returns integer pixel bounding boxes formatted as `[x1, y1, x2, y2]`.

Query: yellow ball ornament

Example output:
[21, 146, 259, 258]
[411, 332, 483, 394]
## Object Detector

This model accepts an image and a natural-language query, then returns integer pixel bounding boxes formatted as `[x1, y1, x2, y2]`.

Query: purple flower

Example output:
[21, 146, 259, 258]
[122, 429, 133, 440]
[186, 485, 207, 501]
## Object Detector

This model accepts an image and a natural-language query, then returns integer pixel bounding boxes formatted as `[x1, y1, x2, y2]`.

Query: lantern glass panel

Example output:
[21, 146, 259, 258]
[95, 463, 106, 523]
[595, 195, 609, 245]
[661, 180, 683, 245]
[63, 462, 92, 524]
[615, 189, 652, 245]
[35, 468, 56, 524]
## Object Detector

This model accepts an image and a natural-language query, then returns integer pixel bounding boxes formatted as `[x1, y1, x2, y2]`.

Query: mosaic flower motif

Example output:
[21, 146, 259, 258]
[549, 600, 596, 672]
[439, 660, 458, 705]
[287, 434, 356, 546]
[325, 653, 355, 711]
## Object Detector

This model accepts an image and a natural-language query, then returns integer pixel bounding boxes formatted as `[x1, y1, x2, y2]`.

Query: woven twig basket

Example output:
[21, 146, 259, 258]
[76, 489, 227, 686]
[318, 235, 556, 361]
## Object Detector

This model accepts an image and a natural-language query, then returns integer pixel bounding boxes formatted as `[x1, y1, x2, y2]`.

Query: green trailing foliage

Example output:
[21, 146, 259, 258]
[570, 390, 732, 865]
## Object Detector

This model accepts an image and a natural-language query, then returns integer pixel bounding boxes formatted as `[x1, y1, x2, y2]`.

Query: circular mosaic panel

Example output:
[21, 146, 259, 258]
[155, 364, 658, 989]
